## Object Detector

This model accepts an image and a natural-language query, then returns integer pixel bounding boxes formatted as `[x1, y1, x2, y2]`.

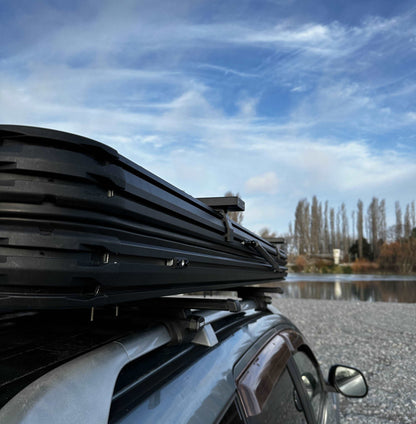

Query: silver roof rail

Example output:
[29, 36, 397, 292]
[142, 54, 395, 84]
[0, 293, 276, 424]
[0, 287, 284, 424]
[0, 325, 172, 424]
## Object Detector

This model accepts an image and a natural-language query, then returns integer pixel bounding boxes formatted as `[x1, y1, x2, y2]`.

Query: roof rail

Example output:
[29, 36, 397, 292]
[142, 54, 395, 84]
[0, 324, 171, 424]
[0, 291, 278, 424]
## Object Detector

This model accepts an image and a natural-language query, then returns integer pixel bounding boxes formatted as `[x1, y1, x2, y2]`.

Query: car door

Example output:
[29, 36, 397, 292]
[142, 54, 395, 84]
[281, 330, 339, 424]
[235, 329, 338, 424]
[235, 332, 312, 423]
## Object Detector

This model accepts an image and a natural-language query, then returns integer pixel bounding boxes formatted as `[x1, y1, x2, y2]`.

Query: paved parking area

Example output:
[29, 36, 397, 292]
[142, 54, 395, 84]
[273, 297, 416, 423]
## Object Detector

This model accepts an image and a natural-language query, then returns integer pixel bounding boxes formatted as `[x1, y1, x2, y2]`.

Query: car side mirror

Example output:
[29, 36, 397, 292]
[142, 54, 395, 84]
[328, 365, 368, 398]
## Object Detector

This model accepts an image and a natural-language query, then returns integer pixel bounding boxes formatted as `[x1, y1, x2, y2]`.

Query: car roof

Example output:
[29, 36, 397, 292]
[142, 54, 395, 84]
[0, 296, 297, 424]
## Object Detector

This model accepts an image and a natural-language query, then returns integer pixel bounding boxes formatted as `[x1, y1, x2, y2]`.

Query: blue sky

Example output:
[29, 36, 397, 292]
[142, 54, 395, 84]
[1, 0, 415, 234]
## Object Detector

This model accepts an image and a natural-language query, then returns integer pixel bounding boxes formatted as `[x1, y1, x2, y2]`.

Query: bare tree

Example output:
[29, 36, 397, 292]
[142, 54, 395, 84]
[259, 227, 277, 238]
[379, 199, 387, 242]
[341, 203, 349, 259]
[324, 201, 329, 253]
[318, 201, 323, 253]
[357, 200, 364, 258]
[368, 197, 379, 259]
[294, 199, 310, 254]
[404, 203, 412, 238]
[386, 225, 396, 242]
[395, 201, 403, 241]
[351, 210, 356, 243]
[336, 208, 341, 249]
[288, 197, 415, 260]
[310, 196, 320, 254]
[330, 207, 335, 252]
[288, 222, 294, 255]
[303, 200, 311, 253]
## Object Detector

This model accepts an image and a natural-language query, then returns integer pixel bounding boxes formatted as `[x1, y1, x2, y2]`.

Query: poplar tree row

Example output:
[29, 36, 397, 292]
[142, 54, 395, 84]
[290, 197, 416, 259]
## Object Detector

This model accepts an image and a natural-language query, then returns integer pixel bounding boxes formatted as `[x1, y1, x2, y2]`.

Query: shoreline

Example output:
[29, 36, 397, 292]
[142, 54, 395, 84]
[287, 267, 416, 276]
[285, 272, 416, 280]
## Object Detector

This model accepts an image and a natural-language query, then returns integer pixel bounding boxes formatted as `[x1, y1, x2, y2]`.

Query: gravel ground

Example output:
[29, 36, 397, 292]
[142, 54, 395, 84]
[272, 297, 416, 424]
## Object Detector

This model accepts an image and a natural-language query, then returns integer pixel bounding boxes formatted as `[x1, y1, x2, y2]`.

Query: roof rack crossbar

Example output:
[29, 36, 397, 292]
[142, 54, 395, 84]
[156, 297, 242, 312]
[196, 299, 258, 325]
[197, 196, 245, 212]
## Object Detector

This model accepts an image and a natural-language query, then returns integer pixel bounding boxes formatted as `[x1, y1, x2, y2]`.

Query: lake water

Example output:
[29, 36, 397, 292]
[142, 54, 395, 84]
[278, 273, 416, 303]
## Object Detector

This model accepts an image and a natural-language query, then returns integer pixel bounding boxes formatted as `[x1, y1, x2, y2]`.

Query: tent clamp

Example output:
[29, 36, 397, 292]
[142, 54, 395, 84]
[197, 196, 245, 242]
[242, 240, 282, 272]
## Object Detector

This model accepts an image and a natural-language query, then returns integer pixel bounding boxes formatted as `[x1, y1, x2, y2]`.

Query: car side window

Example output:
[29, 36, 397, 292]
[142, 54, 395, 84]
[217, 401, 244, 424]
[237, 334, 307, 424]
[260, 367, 307, 424]
[293, 351, 324, 422]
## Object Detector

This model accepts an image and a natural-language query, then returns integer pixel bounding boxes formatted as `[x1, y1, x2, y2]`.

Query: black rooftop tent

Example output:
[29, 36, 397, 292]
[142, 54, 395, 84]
[0, 125, 286, 312]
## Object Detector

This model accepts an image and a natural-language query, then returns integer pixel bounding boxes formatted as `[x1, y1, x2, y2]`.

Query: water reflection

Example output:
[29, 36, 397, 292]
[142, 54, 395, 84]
[278, 274, 416, 303]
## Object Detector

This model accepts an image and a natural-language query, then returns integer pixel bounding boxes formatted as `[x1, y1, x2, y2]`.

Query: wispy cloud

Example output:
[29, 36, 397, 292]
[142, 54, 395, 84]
[1, 1, 416, 233]
[197, 64, 258, 78]
[245, 172, 280, 194]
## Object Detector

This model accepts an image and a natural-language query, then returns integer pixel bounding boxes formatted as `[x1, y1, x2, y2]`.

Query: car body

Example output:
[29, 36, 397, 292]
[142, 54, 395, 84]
[0, 292, 367, 424]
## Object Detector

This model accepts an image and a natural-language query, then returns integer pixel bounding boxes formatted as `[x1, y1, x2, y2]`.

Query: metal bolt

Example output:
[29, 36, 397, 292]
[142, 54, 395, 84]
[187, 316, 205, 331]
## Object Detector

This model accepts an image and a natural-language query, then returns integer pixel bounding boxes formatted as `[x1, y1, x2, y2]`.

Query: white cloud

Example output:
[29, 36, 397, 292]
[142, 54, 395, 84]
[243, 23, 331, 44]
[197, 64, 257, 78]
[285, 80, 416, 134]
[236, 97, 259, 119]
[245, 172, 280, 194]
[1, 3, 416, 235]
[291, 86, 306, 93]
[249, 137, 415, 188]
[406, 112, 416, 122]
